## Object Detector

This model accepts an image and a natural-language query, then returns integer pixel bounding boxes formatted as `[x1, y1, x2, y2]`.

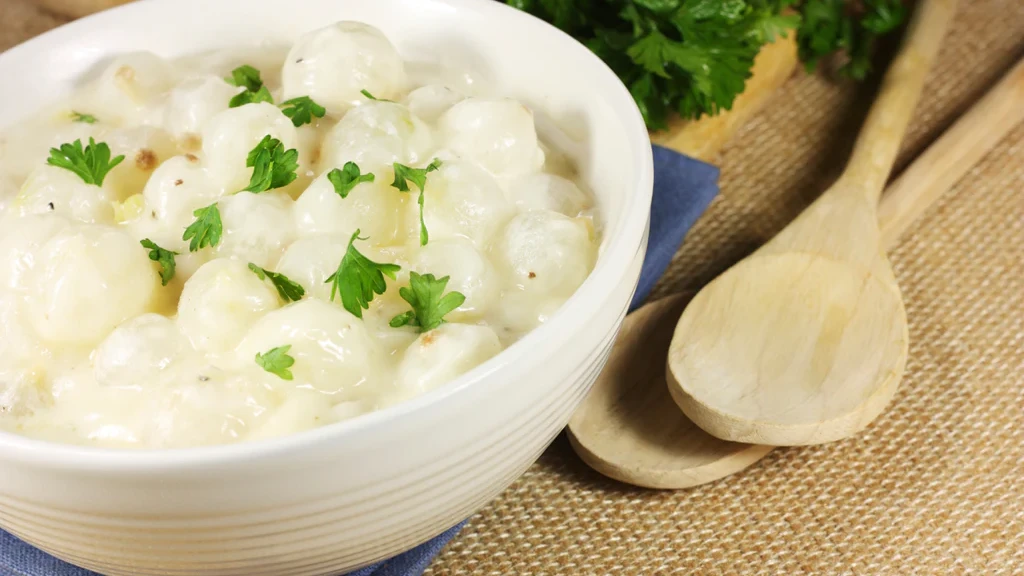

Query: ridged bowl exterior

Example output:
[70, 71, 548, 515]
[0, 1, 653, 574]
[0, 249, 643, 576]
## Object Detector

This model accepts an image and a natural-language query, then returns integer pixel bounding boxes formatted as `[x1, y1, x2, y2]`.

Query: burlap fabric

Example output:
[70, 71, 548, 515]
[2, 0, 1022, 573]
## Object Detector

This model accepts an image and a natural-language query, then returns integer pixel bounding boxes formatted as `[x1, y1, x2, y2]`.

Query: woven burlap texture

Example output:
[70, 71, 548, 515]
[3, 0, 1022, 573]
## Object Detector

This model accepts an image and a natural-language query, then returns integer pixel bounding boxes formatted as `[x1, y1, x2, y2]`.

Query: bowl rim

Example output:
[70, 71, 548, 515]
[0, 0, 653, 471]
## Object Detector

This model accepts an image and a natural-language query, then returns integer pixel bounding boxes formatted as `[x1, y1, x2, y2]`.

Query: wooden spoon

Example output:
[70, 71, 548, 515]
[569, 54, 1024, 488]
[664, 0, 954, 447]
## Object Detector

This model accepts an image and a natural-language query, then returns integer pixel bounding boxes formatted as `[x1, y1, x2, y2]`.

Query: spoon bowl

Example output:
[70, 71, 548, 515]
[568, 294, 773, 488]
[667, 251, 907, 445]
[663, 0, 953, 447]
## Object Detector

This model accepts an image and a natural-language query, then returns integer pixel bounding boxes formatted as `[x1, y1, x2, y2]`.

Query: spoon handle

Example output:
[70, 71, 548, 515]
[842, 0, 957, 200]
[879, 56, 1024, 247]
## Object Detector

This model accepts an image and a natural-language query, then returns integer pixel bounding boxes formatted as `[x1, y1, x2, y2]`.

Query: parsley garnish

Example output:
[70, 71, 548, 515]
[389, 272, 466, 332]
[391, 159, 442, 246]
[324, 229, 401, 318]
[255, 345, 295, 381]
[359, 89, 394, 103]
[326, 162, 375, 199]
[182, 203, 223, 252]
[227, 65, 262, 91]
[70, 111, 97, 124]
[280, 96, 327, 127]
[139, 239, 178, 286]
[508, 0, 903, 130]
[227, 65, 274, 108]
[248, 263, 305, 303]
[242, 135, 299, 193]
[46, 138, 124, 186]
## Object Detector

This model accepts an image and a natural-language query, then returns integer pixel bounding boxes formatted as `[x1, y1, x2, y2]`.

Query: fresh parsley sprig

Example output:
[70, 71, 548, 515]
[255, 345, 295, 381]
[249, 263, 305, 303]
[327, 162, 375, 199]
[182, 202, 223, 252]
[325, 229, 401, 318]
[139, 239, 178, 286]
[227, 65, 274, 108]
[280, 96, 326, 127]
[389, 272, 466, 332]
[242, 135, 299, 193]
[391, 159, 442, 246]
[46, 138, 124, 186]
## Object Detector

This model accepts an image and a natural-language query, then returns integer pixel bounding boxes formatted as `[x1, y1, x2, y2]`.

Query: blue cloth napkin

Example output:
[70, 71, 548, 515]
[0, 144, 719, 576]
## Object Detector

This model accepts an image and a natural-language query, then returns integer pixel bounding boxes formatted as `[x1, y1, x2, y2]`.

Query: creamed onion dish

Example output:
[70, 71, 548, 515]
[0, 21, 598, 449]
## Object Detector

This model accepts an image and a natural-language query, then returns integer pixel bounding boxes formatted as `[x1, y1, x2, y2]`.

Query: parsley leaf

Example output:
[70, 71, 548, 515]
[139, 239, 178, 286]
[391, 159, 442, 193]
[389, 272, 466, 332]
[391, 159, 442, 246]
[46, 138, 125, 186]
[248, 263, 305, 302]
[230, 85, 274, 108]
[182, 202, 223, 252]
[227, 65, 274, 108]
[70, 111, 97, 124]
[324, 229, 401, 318]
[227, 65, 263, 91]
[255, 345, 295, 381]
[280, 96, 327, 127]
[242, 135, 299, 193]
[326, 162, 375, 199]
[360, 89, 394, 103]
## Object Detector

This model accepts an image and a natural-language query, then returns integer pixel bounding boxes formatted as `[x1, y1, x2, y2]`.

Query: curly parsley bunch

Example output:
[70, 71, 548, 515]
[507, 0, 905, 130]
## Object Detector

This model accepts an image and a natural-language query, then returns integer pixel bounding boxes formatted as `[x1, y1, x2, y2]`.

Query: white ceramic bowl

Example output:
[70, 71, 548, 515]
[0, 1, 652, 574]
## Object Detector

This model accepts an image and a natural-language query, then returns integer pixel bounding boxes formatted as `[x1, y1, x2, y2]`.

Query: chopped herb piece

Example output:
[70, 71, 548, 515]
[248, 263, 306, 302]
[326, 162, 375, 199]
[255, 345, 295, 380]
[242, 135, 299, 193]
[230, 85, 274, 107]
[182, 202, 222, 252]
[70, 111, 97, 124]
[227, 65, 274, 107]
[280, 96, 327, 127]
[226, 64, 262, 91]
[46, 138, 124, 186]
[139, 239, 178, 286]
[324, 229, 401, 318]
[391, 159, 442, 246]
[389, 272, 466, 332]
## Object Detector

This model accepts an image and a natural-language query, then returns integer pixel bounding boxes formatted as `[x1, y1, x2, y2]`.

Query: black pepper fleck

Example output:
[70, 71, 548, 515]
[47, 202, 55, 211]
[528, 271, 537, 279]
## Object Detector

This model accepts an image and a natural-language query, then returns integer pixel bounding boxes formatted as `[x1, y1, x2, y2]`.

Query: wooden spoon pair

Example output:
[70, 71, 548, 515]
[569, 0, 1024, 488]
